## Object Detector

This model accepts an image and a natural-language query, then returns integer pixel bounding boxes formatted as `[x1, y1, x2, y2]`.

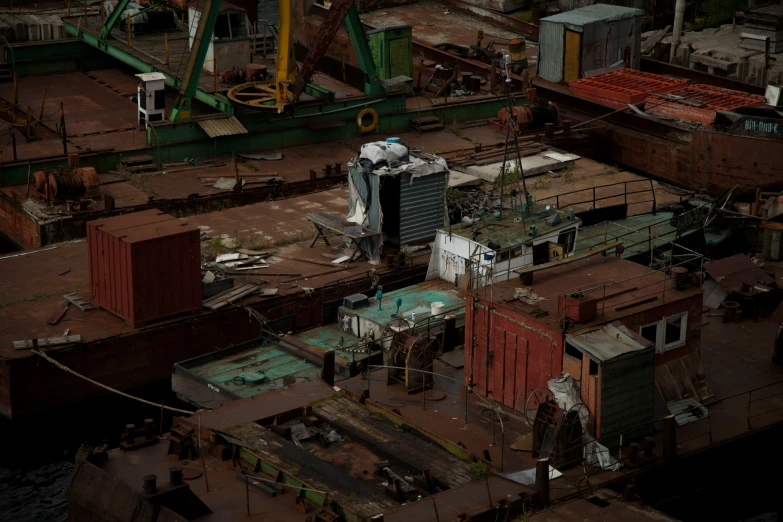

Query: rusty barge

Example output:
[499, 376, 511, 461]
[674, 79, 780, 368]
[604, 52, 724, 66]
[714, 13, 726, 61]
[294, 0, 782, 198]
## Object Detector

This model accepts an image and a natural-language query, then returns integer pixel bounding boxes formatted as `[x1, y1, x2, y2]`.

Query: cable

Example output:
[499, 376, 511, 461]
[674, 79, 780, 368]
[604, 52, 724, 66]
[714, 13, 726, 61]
[31, 348, 197, 414]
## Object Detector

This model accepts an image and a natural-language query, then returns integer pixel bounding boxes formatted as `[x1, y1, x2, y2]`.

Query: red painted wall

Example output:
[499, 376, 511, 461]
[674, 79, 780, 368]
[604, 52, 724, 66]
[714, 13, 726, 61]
[465, 296, 564, 411]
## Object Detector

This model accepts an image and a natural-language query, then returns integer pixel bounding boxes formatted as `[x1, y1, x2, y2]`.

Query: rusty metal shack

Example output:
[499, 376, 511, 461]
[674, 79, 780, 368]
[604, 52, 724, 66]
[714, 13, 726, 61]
[538, 4, 644, 84]
[464, 254, 705, 441]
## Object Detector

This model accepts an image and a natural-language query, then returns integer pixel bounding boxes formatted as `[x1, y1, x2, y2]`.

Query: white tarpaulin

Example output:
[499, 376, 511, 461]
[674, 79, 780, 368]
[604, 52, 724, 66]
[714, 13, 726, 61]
[547, 374, 621, 471]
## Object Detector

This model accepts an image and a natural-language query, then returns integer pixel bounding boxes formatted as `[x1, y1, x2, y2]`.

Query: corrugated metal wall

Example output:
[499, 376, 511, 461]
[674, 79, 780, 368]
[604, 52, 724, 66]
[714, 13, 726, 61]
[399, 172, 447, 245]
[599, 348, 654, 446]
[580, 15, 642, 76]
[538, 20, 565, 83]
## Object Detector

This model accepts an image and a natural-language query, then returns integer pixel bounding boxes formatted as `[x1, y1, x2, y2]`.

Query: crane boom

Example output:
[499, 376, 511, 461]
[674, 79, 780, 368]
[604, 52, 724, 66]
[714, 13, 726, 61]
[290, 0, 384, 101]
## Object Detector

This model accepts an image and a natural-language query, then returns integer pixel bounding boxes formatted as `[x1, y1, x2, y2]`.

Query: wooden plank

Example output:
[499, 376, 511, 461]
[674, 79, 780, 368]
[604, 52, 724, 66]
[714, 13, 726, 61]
[202, 284, 259, 310]
[47, 300, 70, 325]
[642, 25, 671, 54]
[13, 335, 82, 350]
[514, 337, 530, 411]
[503, 332, 517, 408]
[491, 326, 505, 400]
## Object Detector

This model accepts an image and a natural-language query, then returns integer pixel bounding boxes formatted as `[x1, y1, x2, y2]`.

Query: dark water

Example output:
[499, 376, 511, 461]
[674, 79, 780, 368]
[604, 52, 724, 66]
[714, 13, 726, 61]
[0, 383, 187, 522]
[0, 462, 72, 522]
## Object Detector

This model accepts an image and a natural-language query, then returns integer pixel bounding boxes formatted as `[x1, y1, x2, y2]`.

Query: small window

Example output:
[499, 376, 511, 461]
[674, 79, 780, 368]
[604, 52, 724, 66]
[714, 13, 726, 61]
[558, 229, 576, 255]
[664, 312, 687, 351]
[640, 322, 659, 346]
[213, 14, 231, 38]
[589, 358, 599, 376]
[565, 342, 582, 361]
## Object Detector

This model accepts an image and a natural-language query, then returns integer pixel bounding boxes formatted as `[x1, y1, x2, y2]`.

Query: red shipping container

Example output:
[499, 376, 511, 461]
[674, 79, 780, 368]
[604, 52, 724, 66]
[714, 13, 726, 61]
[87, 210, 202, 328]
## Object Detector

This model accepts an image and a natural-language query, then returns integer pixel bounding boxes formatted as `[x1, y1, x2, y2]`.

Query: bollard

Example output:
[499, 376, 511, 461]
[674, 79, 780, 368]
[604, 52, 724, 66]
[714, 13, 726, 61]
[125, 423, 136, 444]
[169, 466, 183, 485]
[544, 122, 554, 138]
[143, 473, 157, 494]
[535, 458, 549, 505]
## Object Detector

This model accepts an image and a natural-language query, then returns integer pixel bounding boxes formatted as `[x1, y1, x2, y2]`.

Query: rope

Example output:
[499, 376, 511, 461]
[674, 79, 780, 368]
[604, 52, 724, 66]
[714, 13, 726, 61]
[31, 348, 197, 414]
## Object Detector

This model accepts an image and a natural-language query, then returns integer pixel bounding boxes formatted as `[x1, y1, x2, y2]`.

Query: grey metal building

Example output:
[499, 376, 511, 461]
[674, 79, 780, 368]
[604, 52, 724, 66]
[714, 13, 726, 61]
[538, 4, 644, 83]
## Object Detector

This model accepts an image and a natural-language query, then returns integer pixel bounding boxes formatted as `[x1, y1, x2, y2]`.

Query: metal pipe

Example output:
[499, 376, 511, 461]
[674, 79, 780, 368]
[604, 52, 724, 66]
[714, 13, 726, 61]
[198, 414, 210, 491]
[670, 0, 686, 62]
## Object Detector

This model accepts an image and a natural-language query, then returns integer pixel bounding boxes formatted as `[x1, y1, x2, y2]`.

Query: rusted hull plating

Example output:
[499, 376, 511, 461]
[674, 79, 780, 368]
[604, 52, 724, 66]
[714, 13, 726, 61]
[535, 82, 783, 197]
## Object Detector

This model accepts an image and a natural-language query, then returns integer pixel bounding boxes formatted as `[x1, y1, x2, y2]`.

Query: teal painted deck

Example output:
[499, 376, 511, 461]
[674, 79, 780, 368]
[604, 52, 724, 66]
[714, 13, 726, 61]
[296, 323, 368, 364]
[188, 342, 321, 399]
[357, 282, 466, 325]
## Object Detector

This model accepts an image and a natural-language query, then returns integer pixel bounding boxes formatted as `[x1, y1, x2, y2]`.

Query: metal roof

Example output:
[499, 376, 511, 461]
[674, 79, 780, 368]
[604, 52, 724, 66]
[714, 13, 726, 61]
[135, 72, 166, 82]
[566, 322, 652, 362]
[541, 4, 643, 26]
[197, 116, 248, 138]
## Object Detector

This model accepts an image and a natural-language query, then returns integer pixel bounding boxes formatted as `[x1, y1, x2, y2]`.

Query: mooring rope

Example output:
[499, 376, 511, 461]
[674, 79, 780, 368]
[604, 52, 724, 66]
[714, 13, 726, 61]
[31, 349, 197, 415]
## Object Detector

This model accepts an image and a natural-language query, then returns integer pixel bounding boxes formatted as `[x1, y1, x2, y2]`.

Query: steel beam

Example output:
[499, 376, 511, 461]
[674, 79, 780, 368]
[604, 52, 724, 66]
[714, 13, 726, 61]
[170, 0, 222, 121]
[100, 0, 131, 39]
[63, 21, 233, 115]
[344, 5, 384, 97]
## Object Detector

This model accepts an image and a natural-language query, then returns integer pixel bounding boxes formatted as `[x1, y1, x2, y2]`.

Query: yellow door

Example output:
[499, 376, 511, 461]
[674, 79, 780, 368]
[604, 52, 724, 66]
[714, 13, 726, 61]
[548, 242, 564, 262]
[564, 30, 581, 83]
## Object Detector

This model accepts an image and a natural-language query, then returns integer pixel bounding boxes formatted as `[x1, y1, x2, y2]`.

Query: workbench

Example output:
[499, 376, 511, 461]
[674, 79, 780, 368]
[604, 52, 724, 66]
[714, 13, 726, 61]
[305, 212, 380, 262]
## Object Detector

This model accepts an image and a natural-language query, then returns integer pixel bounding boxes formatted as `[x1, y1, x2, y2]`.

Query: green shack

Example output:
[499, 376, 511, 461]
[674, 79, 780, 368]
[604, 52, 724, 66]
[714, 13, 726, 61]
[367, 25, 413, 81]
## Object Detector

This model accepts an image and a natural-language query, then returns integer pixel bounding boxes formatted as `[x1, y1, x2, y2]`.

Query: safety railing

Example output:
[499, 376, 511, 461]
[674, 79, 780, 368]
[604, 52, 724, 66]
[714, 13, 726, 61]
[537, 178, 657, 214]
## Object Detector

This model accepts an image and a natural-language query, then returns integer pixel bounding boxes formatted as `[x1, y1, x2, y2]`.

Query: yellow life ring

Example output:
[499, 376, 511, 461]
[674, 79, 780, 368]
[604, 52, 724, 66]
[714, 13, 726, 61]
[356, 108, 379, 133]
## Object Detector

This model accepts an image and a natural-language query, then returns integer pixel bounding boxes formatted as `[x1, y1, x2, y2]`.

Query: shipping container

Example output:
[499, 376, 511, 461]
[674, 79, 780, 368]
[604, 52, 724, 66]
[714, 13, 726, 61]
[87, 210, 202, 328]
[538, 4, 643, 83]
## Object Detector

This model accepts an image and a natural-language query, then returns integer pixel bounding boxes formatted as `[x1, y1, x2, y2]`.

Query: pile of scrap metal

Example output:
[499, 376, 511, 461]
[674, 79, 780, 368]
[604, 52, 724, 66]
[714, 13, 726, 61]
[415, 60, 488, 97]
[702, 253, 781, 322]
[434, 31, 529, 73]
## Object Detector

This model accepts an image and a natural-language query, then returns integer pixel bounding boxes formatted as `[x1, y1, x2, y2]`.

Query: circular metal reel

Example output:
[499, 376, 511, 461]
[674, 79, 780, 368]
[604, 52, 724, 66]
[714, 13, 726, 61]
[558, 402, 591, 447]
[227, 81, 281, 109]
[524, 387, 554, 427]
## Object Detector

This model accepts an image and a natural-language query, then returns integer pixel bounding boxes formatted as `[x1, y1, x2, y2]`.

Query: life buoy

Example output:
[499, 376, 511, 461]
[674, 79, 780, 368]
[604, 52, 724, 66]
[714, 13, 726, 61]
[356, 108, 379, 133]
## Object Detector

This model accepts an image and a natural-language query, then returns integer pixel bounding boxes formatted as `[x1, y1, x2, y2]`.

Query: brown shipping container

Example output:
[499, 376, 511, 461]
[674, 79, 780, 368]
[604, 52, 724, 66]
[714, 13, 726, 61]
[87, 210, 202, 328]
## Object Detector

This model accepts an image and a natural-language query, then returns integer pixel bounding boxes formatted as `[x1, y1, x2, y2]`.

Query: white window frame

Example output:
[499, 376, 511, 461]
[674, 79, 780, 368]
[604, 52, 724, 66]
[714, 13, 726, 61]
[662, 312, 688, 352]
[639, 312, 688, 354]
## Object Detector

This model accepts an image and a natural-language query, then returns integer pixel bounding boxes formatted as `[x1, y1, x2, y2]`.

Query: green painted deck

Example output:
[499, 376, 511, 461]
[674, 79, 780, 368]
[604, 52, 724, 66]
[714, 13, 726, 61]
[577, 212, 684, 257]
[185, 341, 321, 399]
[448, 205, 577, 249]
[356, 281, 466, 325]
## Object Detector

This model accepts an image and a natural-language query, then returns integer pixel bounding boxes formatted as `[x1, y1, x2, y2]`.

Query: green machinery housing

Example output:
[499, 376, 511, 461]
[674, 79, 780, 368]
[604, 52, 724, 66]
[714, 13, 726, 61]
[367, 25, 413, 81]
